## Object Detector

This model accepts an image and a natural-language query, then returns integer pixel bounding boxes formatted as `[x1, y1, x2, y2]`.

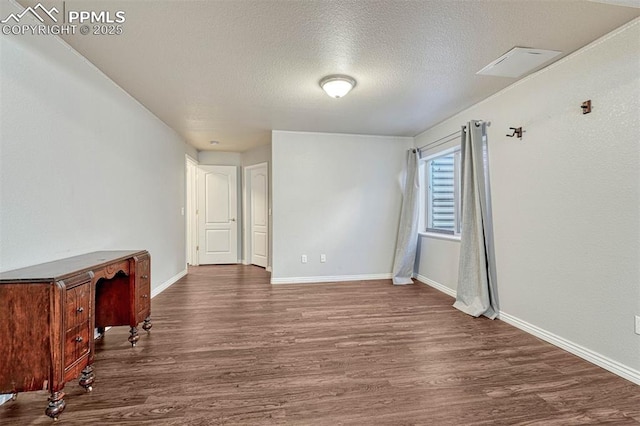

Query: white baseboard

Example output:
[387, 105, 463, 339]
[414, 274, 457, 298]
[499, 311, 640, 386]
[413, 273, 639, 385]
[266, 266, 272, 272]
[151, 268, 187, 298]
[271, 273, 392, 285]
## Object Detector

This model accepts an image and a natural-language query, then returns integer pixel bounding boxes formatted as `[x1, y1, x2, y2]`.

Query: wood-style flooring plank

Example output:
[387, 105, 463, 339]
[1, 265, 638, 425]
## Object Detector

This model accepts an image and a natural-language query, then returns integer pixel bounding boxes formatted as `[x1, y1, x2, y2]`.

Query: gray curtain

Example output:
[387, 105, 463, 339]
[392, 149, 420, 285]
[453, 121, 499, 318]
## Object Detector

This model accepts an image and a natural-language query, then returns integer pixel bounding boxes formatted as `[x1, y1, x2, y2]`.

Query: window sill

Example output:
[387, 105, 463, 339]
[418, 232, 461, 242]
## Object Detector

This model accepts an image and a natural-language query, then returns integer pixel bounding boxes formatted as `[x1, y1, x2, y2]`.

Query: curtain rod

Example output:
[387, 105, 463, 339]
[417, 120, 487, 152]
[417, 129, 463, 152]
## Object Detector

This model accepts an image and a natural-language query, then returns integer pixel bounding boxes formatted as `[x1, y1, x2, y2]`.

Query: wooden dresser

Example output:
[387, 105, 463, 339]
[0, 250, 152, 420]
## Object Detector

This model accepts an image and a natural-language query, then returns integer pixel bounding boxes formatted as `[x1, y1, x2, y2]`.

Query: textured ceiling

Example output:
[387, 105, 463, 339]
[16, 0, 640, 152]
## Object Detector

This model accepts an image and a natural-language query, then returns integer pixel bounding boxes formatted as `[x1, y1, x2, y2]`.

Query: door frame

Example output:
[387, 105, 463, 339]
[185, 155, 199, 266]
[242, 162, 270, 269]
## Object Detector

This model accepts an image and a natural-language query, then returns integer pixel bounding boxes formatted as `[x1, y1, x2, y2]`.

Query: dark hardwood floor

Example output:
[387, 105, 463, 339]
[2, 265, 639, 425]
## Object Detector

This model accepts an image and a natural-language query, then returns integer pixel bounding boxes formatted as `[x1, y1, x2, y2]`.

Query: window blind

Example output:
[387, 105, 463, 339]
[428, 154, 456, 231]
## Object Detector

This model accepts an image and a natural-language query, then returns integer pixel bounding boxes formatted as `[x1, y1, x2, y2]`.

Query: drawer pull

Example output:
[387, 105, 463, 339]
[142, 294, 148, 299]
[75, 336, 83, 343]
[77, 307, 84, 313]
[142, 275, 149, 279]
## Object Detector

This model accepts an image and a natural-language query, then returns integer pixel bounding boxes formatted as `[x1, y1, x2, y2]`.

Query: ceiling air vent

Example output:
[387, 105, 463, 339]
[477, 47, 562, 78]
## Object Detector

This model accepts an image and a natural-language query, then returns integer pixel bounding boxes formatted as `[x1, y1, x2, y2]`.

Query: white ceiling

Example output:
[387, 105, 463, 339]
[18, 0, 640, 152]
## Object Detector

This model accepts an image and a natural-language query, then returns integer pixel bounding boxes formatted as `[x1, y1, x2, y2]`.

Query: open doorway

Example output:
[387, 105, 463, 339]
[243, 162, 269, 269]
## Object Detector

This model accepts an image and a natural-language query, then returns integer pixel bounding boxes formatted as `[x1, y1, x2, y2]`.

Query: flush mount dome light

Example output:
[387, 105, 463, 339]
[319, 74, 356, 98]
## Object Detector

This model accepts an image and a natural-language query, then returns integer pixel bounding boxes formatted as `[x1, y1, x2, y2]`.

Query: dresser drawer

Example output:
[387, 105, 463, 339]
[65, 282, 90, 329]
[137, 276, 150, 311]
[64, 323, 91, 369]
[136, 255, 151, 316]
[136, 254, 150, 281]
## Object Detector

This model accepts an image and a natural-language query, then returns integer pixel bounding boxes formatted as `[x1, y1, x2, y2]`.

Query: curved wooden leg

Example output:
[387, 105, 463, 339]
[45, 391, 65, 421]
[142, 316, 152, 332]
[79, 364, 95, 392]
[128, 326, 139, 347]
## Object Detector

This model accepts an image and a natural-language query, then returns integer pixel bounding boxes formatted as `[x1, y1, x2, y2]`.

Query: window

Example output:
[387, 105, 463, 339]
[423, 147, 461, 235]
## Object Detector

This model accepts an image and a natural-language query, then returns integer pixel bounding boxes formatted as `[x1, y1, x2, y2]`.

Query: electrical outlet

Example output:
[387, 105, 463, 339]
[320, 254, 326, 263]
[301, 255, 307, 264]
[635, 315, 640, 335]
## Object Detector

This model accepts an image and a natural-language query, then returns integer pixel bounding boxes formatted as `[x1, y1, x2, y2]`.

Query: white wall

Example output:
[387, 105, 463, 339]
[415, 237, 460, 296]
[241, 144, 271, 168]
[271, 131, 413, 282]
[0, 3, 189, 286]
[198, 151, 242, 166]
[415, 20, 640, 379]
[185, 146, 198, 161]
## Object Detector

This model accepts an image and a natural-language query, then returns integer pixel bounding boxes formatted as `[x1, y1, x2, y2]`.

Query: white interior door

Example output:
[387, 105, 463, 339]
[186, 156, 199, 265]
[250, 165, 268, 267]
[198, 165, 238, 264]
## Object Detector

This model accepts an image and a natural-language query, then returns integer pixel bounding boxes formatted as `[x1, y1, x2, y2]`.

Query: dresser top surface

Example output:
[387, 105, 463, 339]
[0, 250, 148, 282]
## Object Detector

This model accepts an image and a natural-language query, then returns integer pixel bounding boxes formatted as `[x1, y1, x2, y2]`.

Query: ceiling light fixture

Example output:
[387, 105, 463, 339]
[209, 140, 220, 145]
[319, 74, 356, 98]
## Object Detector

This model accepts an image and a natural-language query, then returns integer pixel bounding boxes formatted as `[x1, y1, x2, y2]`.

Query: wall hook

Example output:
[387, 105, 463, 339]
[581, 100, 592, 114]
[506, 127, 523, 139]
